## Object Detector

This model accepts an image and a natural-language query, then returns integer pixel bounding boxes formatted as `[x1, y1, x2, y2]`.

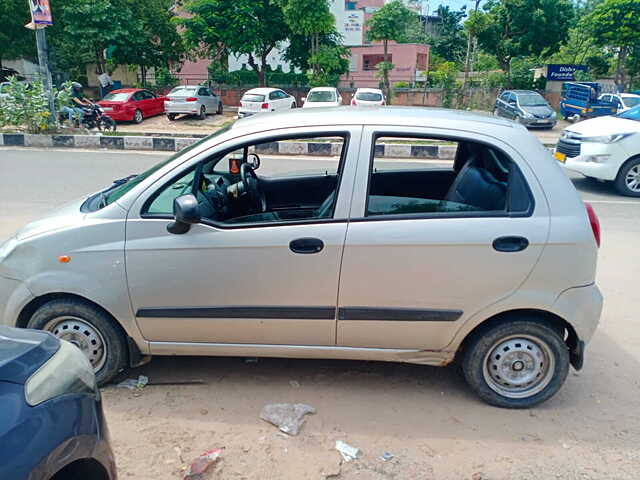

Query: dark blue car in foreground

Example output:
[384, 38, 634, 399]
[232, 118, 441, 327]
[0, 326, 116, 480]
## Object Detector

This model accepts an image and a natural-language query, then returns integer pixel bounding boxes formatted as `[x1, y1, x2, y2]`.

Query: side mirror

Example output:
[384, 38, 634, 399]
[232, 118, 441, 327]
[167, 194, 201, 234]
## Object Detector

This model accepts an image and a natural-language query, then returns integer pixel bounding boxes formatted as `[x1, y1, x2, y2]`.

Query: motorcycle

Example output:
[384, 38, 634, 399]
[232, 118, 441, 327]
[58, 103, 116, 132]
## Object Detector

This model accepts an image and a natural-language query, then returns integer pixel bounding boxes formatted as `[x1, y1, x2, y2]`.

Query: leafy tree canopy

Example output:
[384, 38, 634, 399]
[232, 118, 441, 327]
[0, 0, 36, 67]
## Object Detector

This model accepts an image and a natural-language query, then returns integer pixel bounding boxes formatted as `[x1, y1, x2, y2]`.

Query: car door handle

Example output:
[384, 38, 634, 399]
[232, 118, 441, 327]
[289, 237, 324, 254]
[493, 236, 529, 252]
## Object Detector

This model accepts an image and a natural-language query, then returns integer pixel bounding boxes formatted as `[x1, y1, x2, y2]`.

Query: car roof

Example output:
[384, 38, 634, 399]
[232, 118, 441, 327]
[233, 106, 514, 131]
[356, 88, 383, 93]
[108, 88, 140, 94]
[620, 93, 640, 98]
[245, 87, 281, 94]
[510, 90, 541, 95]
[308, 87, 337, 92]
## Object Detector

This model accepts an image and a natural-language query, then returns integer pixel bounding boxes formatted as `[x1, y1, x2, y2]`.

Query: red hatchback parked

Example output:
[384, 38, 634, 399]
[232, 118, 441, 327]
[98, 88, 166, 123]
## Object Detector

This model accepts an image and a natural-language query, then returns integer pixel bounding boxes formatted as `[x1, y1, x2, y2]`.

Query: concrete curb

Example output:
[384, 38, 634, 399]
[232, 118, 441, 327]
[0, 133, 556, 158]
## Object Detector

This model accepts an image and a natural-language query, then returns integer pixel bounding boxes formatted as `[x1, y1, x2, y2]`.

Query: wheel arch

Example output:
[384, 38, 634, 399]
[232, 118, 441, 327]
[457, 308, 579, 365]
[16, 292, 146, 367]
[51, 458, 110, 480]
[617, 154, 640, 177]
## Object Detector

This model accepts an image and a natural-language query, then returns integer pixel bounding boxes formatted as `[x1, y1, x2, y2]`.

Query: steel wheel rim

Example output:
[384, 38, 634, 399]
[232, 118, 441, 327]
[44, 316, 107, 372]
[135, 110, 142, 122]
[482, 334, 555, 399]
[625, 165, 640, 192]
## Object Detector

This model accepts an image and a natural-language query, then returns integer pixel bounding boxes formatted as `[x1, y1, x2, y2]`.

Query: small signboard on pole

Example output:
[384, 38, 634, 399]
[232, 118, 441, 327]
[28, 0, 53, 26]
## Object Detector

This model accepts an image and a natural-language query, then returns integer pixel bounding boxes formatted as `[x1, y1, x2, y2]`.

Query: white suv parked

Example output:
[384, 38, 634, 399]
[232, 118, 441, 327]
[555, 105, 640, 196]
[0, 108, 602, 408]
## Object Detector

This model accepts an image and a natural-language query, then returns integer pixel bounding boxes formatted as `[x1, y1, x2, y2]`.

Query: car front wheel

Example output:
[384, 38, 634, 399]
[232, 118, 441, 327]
[614, 157, 640, 197]
[27, 298, 128, 386]
[462, 317, 569, 408]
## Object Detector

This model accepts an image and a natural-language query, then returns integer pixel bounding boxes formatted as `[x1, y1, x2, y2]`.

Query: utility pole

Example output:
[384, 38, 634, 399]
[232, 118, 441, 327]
[462, 0, 481, 97]
[34, 27, 56, 123]
[26, 0, 56, 126]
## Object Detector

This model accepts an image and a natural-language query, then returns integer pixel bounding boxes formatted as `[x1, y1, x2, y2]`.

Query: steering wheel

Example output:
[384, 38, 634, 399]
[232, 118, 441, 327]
[240, 162, 267, 213]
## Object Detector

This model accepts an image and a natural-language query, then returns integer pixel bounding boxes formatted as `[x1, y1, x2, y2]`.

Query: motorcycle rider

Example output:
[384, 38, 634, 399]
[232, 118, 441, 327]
[70, 81, 93, 121]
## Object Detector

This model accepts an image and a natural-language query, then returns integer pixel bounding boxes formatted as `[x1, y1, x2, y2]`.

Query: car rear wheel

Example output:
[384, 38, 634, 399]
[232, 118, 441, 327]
[217, 102, 223, 115]
[27, 298, 128, 386]
[167, 113, 177, 121]
[199, 105, 206, 120]
[133, 109, 143, 124]
[462, 317, 569, 408]
[614, 158, 640, 197]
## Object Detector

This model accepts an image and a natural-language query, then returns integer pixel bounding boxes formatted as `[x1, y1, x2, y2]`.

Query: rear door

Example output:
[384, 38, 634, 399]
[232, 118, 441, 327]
[336, 127, 549, 351]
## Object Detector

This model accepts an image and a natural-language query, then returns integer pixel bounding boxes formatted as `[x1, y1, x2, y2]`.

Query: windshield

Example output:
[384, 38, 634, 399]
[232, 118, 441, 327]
[102, 92, 131, 102]
[169, 86, 197, 96]
[307, 91, 336, 102]
[623, 96, 640, 108]
[617, 105, 640, 121]
[103, 125, 233, 206]
[242, 94, 265, 103]
[356, 92, 382, 101]
[518, 94, 548, 107]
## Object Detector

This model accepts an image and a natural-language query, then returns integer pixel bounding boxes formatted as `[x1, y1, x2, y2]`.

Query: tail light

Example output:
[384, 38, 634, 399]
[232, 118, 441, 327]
[351, 99, 356, 106]
[585, 202, 601, 247]
[185, 97, 198, 102]
[261, 102, 269, 109]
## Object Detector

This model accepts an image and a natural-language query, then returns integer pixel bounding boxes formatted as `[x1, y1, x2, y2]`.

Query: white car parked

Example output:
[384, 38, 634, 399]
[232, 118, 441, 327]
[302, 87, 342, 108]
[555, 105, 640, 196]
[0, 107, 602, 408]
[238, 88, 296, 117]
[598, 93, 640, 113]
[351, 88, 385, 106]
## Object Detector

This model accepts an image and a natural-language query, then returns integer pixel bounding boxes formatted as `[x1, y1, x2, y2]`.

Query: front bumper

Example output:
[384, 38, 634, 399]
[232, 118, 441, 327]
[557, 141, 627, 181]
[522, 117, 556, 128]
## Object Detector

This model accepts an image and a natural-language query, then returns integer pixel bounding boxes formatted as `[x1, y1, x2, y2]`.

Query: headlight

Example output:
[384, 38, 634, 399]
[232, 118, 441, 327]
[522, 111, 534, 118]
[25, 339, 97, 406]
[581, 133, 635, 144]
[0, 237, 17, 262]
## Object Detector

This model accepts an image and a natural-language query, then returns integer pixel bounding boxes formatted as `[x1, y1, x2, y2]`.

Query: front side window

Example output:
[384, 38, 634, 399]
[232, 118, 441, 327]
[365, 136, 532, 218]
[144, 134, 347, 227]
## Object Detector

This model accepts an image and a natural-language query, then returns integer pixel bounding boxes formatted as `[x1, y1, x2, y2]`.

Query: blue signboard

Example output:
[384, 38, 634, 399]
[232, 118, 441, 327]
[547, 64, 588, 81]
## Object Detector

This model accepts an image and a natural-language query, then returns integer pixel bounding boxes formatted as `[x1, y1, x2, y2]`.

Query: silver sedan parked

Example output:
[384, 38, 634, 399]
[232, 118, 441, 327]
[164, 85, 223, 120]
[0, 107, 602, 408]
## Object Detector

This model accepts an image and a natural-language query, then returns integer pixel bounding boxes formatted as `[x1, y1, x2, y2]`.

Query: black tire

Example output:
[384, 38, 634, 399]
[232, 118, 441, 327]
[27, 298, 128, 386]
[133, 109, 143, 124]
[614, 157, 640, 197]
[167, 113, 177, 121]
[462, 317, 569, 408]
[217, 102, 223, 115]
[199, 105, 206, 120]
[291, 102, 297, 109]
[99, 116, 116, 132]
[493, 108, 500, 117]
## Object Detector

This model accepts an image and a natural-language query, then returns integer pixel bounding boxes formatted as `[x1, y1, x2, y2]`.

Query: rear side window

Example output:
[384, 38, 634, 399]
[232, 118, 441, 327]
[365, 136, 532, 218]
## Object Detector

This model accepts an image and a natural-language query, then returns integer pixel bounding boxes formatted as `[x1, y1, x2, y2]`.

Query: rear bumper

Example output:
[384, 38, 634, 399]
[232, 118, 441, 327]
[165, 103, 200, 114]
[553, 283, 603, 346]
[101, 110, 132, 121]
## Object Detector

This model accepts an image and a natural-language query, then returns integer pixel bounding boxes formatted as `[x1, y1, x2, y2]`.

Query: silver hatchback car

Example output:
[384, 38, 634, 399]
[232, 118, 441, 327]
[164, 85, 223, 120]
[0, 107, 602, 408]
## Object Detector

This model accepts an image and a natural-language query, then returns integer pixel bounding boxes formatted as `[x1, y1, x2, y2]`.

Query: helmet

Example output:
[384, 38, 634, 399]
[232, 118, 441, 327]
[71, 81, 83, 92]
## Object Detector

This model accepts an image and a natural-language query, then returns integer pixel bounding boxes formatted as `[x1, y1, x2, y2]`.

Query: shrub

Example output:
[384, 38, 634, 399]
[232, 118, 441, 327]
[0, 77, 51, 133]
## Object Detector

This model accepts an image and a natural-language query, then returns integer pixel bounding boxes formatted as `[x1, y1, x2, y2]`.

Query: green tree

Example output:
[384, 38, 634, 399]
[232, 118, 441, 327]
[429, 6, 468, 64]
[0, 0, 36, 68]
[476, 0, 574, 81]
[366, 0, 418, 101]
[180, 0, 289, 86]
[584, 0, 640, 90]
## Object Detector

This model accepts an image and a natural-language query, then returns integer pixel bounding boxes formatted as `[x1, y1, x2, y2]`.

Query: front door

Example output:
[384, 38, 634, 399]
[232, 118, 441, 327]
[337, 127, 549, 351]
[124, 127, 361, 347]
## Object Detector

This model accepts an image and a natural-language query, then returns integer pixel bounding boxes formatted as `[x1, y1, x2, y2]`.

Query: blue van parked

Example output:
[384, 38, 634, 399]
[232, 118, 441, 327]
[560, 82, 617, 122]
[0, 326, 116, 480]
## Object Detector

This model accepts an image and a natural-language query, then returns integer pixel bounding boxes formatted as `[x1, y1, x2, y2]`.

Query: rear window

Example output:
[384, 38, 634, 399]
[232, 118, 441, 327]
[356, 92, 382, 101]
[307, 91, 336, 102]
[169, 87, 197, 96]
[102, 92, 130, 102]
[242, 94, 265, 103]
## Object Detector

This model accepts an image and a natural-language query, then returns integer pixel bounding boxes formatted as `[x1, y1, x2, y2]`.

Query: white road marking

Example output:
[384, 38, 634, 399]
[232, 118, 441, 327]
[585, 200, 640, 205]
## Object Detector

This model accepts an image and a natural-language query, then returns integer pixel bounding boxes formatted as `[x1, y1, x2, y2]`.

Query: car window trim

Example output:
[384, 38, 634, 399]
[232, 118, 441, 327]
[358, 131, 534, 222]
[140, 131, 352, 228]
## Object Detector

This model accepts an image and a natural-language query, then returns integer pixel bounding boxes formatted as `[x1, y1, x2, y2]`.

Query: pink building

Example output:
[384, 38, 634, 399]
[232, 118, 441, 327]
[342, 43, 429, 88]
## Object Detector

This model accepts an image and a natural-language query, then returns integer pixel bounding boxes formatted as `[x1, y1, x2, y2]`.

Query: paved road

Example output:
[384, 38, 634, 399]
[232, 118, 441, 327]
[1, 148, 638, 479]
